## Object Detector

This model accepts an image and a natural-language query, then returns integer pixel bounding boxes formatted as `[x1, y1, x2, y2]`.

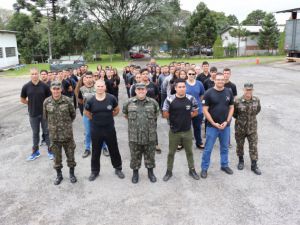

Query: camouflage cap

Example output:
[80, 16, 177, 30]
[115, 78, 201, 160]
[135, 83, 146, 89]
[50, 80, 62, 89]
[244, 83, 254, 90]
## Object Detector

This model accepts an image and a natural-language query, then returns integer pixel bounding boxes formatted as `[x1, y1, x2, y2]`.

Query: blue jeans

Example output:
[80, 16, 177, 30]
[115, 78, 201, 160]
[192, 113, 203, 146]
[83, 115, 107, 151]
[201, 126, 230, 170]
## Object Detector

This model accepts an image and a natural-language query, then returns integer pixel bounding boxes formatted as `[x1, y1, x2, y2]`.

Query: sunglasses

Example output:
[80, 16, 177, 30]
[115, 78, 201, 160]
[188, 73, 196, 75]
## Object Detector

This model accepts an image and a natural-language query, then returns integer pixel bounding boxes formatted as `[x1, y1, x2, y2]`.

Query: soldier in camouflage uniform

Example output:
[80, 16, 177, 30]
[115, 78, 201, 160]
[123, 83, 160, 184]
[43, 80, 77, 185]
[233, 83, 261, 175]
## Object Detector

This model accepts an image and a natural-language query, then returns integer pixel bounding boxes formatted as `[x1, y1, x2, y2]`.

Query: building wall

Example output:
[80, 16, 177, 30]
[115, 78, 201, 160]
[0, 32, 19, 69]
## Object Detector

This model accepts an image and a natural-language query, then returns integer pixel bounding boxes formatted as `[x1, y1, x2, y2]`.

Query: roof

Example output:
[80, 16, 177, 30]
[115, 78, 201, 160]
[0, 30, 18, 34]
[276, 8, 300, 13]
[221, 25, 285, 34]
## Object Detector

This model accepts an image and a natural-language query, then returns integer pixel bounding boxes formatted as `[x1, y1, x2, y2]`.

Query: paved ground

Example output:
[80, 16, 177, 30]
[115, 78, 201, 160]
[0, 60, 299, 225]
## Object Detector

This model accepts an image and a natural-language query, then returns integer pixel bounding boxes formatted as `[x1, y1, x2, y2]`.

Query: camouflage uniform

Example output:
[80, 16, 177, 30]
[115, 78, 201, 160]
[43, 95, 77, 169]
[123, 96, 160, 169]
[233, 95, 261, 161]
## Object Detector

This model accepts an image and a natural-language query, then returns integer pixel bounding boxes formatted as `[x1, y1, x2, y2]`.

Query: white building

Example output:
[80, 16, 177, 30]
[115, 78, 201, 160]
[220, 25, 285, 56]
[0, 30, 19, 70]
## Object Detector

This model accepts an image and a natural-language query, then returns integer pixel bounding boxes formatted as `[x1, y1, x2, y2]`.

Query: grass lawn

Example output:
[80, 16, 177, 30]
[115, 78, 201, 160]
[0, 54, 284, 77]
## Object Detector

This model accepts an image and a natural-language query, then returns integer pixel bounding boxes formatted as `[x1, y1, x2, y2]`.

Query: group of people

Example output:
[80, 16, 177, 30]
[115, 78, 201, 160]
[20, 58, 261, 185]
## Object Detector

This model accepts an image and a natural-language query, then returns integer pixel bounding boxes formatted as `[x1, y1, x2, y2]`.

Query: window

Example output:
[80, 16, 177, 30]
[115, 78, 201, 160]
[0, 48, 3, 58]
[5, 47, 16, 57]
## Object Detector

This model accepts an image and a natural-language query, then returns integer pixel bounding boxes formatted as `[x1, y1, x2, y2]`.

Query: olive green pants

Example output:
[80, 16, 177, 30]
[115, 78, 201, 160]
[167, 129, 195, 171]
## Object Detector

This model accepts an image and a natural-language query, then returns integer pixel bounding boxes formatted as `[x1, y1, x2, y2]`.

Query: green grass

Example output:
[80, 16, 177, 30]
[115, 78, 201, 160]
[0, 55, 285, 77]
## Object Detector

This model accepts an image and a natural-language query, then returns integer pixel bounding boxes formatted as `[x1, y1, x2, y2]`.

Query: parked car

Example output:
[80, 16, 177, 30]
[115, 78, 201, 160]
[50, 55, 85, 71]
[130, 52, 145, 59]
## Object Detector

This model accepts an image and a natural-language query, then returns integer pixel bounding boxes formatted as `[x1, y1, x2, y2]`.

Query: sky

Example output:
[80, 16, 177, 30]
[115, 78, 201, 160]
[1, 0, 299, 25]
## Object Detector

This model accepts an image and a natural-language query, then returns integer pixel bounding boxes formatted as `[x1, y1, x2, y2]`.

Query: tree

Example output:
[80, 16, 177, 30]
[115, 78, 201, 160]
[213, 36, 224, 58]
[242, 9, 266, 25]
[71, 0, 180, 60]
[0, 9, 13, 29]
[227, 14, 239, 25]
[210, 11, 229, 33]
[278, 31, 286, 55]
[186, 2, 217, 48]
[7, 13, 40, 63]
[258, 13, 280, 53]
[229, 25, 250, 56]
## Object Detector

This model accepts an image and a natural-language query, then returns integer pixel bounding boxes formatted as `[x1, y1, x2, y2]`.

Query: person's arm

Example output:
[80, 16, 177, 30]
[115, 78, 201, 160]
[83, 109, 92, 120]
[233, 100, 238, 118]
[191, 96, 199, 118]
[122, 100, 129, 119]
[203, 106, 221, 129]
[20, 97, 28, 104]
[78, 91, 83, 105]
[20, 85, 28, 104]
[112, 106, 120, 117]
[220, 105, 234, 129]
[191, 109, 198, 118]
[43, 100, 48, 120]
[69, 99, 76, 121]
[162, 97, 170, 119]
[256, 98, 261, 115]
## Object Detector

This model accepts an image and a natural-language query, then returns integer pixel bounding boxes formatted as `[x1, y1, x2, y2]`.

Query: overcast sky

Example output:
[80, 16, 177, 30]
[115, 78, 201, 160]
[1, 0, 299, 24]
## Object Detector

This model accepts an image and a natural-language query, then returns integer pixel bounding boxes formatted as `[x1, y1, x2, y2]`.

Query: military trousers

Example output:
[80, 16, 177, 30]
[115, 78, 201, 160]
[50, 139, 76, 170]
[91, 125, 122, 174]
[129, 142, 156, 170]
[235, 131, 258, 161]
[167, 129, 195, 171]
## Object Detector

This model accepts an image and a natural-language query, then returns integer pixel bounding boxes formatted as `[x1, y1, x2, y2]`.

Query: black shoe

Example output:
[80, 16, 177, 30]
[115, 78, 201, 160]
[251, 160, 262, 175]
[103, 147, 110, 157]
[132, 170, 139, 184]
[155, 146, 162, 154]
[237, 156, 244, 170]
[200, 170, 207, 179]
[196, 144, 205, 150]
[189, 168, 200, 180]
[82, 150, 91, 158]
[89, 173, 99, 181]
[54, 169, 63, 185]
[221, 167, 234, 175]
[163, 170, 172, 182]
[69, 168, 77, 183]
[148, 168, 157, 183]
[115, 169, 125, 179]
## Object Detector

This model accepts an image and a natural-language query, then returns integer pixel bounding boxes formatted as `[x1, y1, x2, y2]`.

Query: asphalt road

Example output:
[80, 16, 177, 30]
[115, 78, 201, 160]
[0, 60, 299, 225]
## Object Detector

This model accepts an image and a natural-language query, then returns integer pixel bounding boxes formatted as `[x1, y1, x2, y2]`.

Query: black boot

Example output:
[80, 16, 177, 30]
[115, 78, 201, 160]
[148, 168, 157, 183]
[69, 168, 77, 183]
[163, 170, 172, 182]
[54, 169, 63, 185]
[237, 156, 244, 170]
[189, 168, 200, 180]
[132, 170, 139, 184]
[251, 160, 262, 175]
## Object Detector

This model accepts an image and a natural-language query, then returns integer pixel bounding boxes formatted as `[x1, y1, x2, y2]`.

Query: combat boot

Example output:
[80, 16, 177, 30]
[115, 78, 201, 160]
[163, 170, 172, 182]
[251, 160, 262, 175]
[69, 168, 77, 183]
[189, 168, 200, 180]
[54, 169, 63, 185]
[237, 156, 244, 170]
[147, 168, 157, 183]
[132, 170, 139, 184]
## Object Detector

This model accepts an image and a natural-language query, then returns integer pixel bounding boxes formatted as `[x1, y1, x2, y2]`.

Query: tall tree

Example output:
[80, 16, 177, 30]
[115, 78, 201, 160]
[229, 25, 250, 56]
[278, 31, 286, 55]
[71, 0, 180, 59]
[242, 10, 266, 25]
[258, 13, 280, 53]
[227, 14, 239, 25]
[186, 2, 217, 48]
[210, 11, 229, 33]
[213, 36, 224, 58]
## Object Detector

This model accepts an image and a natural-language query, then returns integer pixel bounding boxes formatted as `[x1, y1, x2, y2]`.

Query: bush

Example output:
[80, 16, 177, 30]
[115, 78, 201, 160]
[84, 52, 94, 62]
[213, 36, 224, 58]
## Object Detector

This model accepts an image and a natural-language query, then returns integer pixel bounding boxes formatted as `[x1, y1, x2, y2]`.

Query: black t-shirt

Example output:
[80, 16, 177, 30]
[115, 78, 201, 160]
[203, 88, 234, 127]
[85, 94, 118, 128]
[224, 81, 237, 97]
[131, 82, 159, 100]
[196, 72, 211, 85]
[163, 94, 198, 132]
[20, 81, 51, 117]
[62, 79, 72, 97]
[203, 79, 215, 91]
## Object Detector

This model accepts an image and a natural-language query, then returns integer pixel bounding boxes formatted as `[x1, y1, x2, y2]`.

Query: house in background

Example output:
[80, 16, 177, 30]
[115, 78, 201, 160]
[0, 30, 19, 70]
[220, 25, 285, 56]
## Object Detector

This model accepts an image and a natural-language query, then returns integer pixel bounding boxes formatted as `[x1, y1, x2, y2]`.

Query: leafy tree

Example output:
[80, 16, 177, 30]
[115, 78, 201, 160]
[229, 25, 250, 56]
[0, 9, 13, 29]
[227, 14, 239, 25]
[278, 31, 286, 55]
[258, 13, 280, 52]
[213, 36, 224, 58]
[186, 2, 217, 48]
[7, 13, 40, 63]
[242, 9, 266, 25]
[210, 11, 229, 33]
